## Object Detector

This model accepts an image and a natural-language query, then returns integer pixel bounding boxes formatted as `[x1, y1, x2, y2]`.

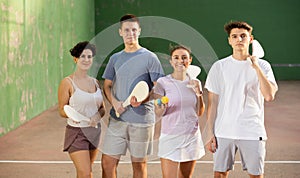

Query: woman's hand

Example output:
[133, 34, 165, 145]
[189, 79, 203, 97]
[89, 112, 101, 128]
[154, 101, 168, 117]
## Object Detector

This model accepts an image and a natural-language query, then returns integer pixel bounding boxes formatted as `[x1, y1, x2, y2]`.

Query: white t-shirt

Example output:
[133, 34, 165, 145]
[205, 55, 277, 140]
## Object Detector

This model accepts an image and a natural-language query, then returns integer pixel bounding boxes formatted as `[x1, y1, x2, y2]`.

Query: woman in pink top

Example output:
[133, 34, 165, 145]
[58, 41, 105, 178]
[154, 45, 205, 178]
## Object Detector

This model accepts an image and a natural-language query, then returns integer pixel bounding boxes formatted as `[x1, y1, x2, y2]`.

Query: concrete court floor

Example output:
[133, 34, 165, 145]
[0, 80, 299, 178]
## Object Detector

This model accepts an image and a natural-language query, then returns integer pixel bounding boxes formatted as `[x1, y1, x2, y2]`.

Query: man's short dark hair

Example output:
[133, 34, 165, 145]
[224, 21, 253, 35]
[119, 14, 140, 27]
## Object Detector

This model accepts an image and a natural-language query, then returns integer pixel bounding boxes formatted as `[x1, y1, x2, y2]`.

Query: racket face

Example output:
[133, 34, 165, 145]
[131, 81, 149, 101]
[123, 81, 149, 107]
[64, 105, 90, 122]
[252, 40, 264, 58]
[187, 65, 201, 79]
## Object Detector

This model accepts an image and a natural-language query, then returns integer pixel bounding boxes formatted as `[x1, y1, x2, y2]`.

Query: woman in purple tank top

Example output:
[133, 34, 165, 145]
[154, 45, 205, 178]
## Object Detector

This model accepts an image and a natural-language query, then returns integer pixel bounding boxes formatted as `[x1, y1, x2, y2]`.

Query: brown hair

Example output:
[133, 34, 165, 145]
[224, 21, 253, 35]
[119, 14, 140, 28]
[170, 45, 192, 57]
[69, 41, 96, 58]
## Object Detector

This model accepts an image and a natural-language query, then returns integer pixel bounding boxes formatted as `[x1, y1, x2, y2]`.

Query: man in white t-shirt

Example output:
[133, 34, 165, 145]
[205, 21, 278, 178]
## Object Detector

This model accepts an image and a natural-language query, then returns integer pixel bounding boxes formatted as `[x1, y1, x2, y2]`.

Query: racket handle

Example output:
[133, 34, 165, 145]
[115, 103, 124, 118]
[115, 111, 120, 118]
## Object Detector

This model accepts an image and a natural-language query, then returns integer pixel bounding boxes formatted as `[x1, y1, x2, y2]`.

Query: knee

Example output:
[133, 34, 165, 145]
[132, 161, 147, 171]
[179, 171, 193, 178]
[101, 155, 117, 170]
[101, 158, 111, 170]
[77, 169, 91, 178]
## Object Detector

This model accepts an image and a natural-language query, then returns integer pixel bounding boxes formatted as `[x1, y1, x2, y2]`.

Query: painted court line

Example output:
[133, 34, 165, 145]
[0, 160, 299, 164]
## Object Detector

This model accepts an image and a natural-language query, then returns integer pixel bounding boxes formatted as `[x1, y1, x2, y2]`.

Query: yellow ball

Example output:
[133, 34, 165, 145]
[161, 96, 169, 104]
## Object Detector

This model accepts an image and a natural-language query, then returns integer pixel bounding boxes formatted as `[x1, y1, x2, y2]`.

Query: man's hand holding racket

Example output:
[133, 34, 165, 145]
[248, 39, 265, 69]
[115, 81, 149, 117]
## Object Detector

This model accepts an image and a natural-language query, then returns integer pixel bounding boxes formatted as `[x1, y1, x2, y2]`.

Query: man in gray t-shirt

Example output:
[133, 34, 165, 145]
[101, 14, 164, 178]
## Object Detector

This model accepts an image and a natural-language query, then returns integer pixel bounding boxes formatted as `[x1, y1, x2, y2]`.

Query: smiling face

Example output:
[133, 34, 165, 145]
[119, 21, 141, 46]
[170, 48, 192, 72]
[74, 49, 93, 70]
[228, 28, 253, 52]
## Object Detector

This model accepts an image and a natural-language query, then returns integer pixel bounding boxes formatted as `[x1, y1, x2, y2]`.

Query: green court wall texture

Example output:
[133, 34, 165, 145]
[95, 0, 300, 81]
[1, 0, 299, 136]
[0, 0, 95, 136]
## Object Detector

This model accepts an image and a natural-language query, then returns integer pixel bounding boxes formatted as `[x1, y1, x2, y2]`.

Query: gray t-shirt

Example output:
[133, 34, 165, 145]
[102, 47, 164, 124]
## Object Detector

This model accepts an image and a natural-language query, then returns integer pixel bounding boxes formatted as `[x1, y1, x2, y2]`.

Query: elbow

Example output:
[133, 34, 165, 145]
[58, 107, 67, 118]
[262, 85, 278, 102]
[198, 111, 204, 117]
[264, 94, 275, 102]
[59, 112, 67, 118]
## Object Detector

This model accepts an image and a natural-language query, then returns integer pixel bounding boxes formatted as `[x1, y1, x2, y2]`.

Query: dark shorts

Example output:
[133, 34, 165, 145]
[63, 124, 101, 153]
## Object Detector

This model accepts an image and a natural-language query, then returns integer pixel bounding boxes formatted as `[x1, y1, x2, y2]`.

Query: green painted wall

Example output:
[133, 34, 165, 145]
[0, 0, 95, 136]
[1, 0, 299, 136]
[95, 0, 300, 80]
